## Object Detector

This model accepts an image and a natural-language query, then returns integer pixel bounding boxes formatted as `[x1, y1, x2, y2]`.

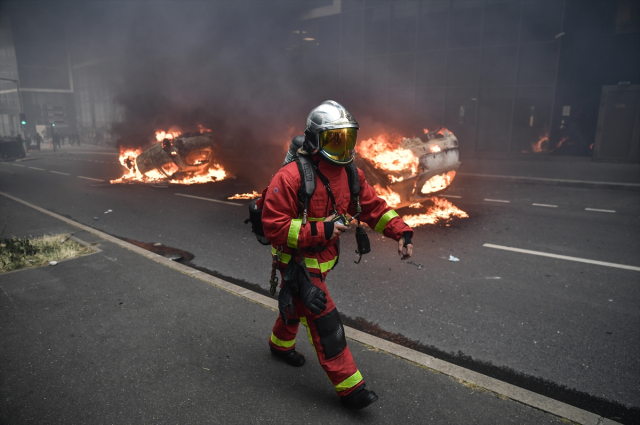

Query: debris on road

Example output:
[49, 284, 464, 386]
[93, 217, 99, 221]
[49, 261, 57, 266]
[449, 255, 460, 262]
[407, 261, 425, 270]
[104, 209, 113, 214]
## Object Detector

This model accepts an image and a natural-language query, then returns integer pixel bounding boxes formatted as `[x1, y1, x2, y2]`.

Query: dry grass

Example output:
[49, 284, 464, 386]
[0, 233, 93, 273]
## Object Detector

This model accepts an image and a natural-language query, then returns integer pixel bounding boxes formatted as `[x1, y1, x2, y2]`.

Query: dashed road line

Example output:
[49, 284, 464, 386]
[50, 171, 70, 176]
[585, 208, 616, 213]
[484, 243, 640, 272]
[29, 167, 45, 171]
[78, 176, 104, 182]
[532, 203, 558, 208]
[11, 164, 25, 167]
[175, 193, 243, 206]
[484, 198, 510, 203]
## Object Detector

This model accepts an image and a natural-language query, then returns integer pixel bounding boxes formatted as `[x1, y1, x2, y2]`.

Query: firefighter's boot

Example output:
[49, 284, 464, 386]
[340, 384, 378, 409]
[270, 346, 306, 367]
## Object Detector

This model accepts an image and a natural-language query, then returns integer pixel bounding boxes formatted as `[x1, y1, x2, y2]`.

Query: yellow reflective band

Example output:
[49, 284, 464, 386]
[299, 317, 315, 351]
[335, 370, 363, 392]
[374, 210, 399, 234]
[308, 217, 325, 222]
[287, 219, 302, 249]
[271, 247, 337, 272]
[270, 333, 295, 348]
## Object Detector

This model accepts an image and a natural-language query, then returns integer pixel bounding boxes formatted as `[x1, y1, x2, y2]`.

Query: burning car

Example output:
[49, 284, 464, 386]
[355, 128, 461, 209]
[111, 132, 226, 184]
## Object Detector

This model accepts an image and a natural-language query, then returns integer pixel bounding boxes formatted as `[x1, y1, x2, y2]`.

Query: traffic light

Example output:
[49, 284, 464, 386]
[19, 113, 26, 125]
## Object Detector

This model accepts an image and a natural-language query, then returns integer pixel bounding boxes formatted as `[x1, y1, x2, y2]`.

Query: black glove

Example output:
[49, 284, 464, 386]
[297, 275, 327, 315]
[278, 282, 295, 325]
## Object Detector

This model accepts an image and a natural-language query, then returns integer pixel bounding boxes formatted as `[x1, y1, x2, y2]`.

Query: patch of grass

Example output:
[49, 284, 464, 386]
[0, 233, 93, 273]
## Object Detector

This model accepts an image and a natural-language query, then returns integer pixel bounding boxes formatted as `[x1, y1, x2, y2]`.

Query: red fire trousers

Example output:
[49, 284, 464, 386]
[269, 274, 364, 397]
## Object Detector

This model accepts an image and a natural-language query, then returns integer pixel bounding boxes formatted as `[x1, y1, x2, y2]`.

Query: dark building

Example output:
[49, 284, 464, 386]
[295, 0, 640, 161]
[0, 4, 120, 143]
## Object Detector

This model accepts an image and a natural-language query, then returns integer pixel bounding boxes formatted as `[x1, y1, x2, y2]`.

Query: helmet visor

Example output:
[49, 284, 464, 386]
[318, 128, 357, 164]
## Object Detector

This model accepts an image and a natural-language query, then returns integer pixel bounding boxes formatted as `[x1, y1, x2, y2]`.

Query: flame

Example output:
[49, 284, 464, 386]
[430, 144, 441, 153]
[358, 135, 417, 174]
[155, 130, 181, 141]
[531, 134, 548, 153]
[228, 191, 261, 200]
[373, 184, 401, 208]
[421, 171, 457, 195]
[423, 128, 429, 134]
[408, 203, 422, 208]
[402, 197, 469, 227]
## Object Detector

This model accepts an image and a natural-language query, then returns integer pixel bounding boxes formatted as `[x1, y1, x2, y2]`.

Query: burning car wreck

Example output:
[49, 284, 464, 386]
[111, 132, 226, 184]
[355, 128, 461, 209]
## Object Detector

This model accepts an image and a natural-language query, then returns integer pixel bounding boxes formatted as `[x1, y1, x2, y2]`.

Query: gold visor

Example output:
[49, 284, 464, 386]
[318, 128, 357, 164]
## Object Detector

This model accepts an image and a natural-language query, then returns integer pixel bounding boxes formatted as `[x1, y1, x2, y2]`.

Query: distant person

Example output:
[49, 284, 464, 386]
[34, 133, 42, 151]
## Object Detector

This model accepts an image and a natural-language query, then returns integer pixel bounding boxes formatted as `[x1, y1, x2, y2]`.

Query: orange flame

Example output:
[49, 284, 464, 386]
[402, 197, 469, 227]
[531, 134, 548, 153]
[228, 191, 261, 200]
[155, 130, 181, 141]
[421, 171, 457, 195]
[358, 135, 417, 174]
[373, 184, 401, 208]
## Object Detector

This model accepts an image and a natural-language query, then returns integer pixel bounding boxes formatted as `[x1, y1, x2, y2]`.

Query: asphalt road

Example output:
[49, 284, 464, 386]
[1, 147, 638, 411]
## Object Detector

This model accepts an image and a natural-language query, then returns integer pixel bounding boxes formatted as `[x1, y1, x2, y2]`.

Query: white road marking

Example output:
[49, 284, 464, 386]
[12, 164, 25, 167]
[441, 195, 462, 198]
[29, 167, 45, 171]
[78, 176, 104, 182]
[532, 203, 557, 208]
[484, 243, 640, 272]
[175, 193, 243, 206]
[585, 208, 615, 213]
[50, 171, 70, 175]
[484, 199, 510, 203]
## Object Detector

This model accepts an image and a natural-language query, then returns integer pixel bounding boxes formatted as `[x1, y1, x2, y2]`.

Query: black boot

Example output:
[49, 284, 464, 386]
[270, 346, 306, 367]
[340, 384, 378, 409]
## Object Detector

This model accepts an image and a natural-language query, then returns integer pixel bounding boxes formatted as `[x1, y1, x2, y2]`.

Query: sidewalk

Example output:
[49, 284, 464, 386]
[457, 158, 640, 190]
[0, 194, 616, 425]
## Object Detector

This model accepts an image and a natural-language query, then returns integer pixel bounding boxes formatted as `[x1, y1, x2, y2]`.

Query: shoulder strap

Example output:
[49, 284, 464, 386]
[344, 162, 360, 197]
[294, 154, 316, 224]
[345, 162, 362, 213]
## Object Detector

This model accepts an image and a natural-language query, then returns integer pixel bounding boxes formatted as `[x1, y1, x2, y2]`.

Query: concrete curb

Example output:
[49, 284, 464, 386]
[457, 172, 640, 191]
[0, 191, 622, 425]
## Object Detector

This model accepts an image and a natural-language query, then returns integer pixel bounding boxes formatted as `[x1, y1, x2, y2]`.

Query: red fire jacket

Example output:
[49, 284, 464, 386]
[261, 157, 413, 274]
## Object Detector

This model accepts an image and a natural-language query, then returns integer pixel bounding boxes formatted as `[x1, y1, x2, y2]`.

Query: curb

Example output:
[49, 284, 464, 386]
[0, 191, 623, 425]
[457, 173, 640, 191]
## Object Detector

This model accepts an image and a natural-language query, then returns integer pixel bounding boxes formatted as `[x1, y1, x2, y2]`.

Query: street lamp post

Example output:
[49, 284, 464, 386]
[0, 77, 25, 138]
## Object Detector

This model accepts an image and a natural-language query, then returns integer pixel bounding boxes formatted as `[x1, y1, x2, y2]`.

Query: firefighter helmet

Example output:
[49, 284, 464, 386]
[303, 100, 359, 166]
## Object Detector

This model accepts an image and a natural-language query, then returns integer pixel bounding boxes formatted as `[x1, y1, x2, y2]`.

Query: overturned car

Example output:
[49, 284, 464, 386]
[355, 128, 461, 209]
[112, 132, 226, 184]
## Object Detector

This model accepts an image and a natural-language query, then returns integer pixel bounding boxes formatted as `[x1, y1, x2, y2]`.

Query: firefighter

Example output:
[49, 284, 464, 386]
[261, 100, 414, 409]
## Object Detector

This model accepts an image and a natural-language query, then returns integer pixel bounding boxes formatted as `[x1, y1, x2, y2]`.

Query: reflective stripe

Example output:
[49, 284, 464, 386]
[335, 370, 363, 392]
[299, 317, 315, 352]
[287, 219, 302, 249]
[270, 333, 295, 348]
[271, 246, 337, 273]
[308, 217, 325, 222]
[374, 210, 399, 234]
